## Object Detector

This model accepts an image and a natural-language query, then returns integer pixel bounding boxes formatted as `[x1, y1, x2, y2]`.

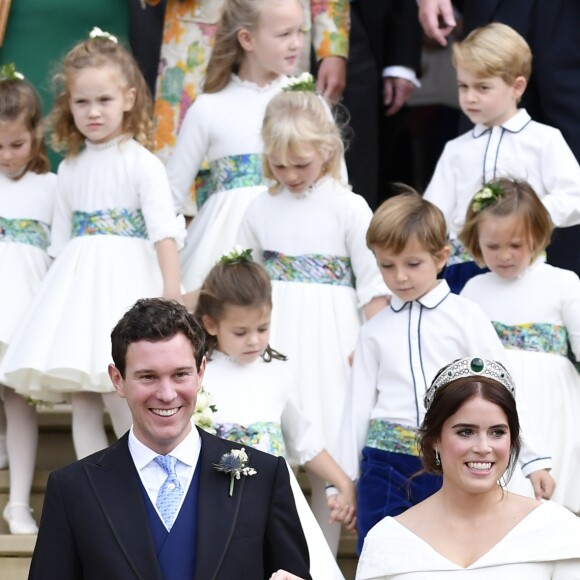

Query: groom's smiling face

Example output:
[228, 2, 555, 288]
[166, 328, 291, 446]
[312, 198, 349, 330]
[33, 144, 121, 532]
[109, 332, 206, 455]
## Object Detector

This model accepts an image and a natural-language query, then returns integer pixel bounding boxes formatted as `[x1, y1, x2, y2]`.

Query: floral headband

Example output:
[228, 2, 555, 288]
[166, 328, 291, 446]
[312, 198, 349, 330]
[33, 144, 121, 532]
[423, 357, 516, 411]
[216, 246, 253, 266]
[283, 72, 316, 93]
[89, 26, 118, 44]
[471, 182, 504, 213]
[0, 63, 24, 82]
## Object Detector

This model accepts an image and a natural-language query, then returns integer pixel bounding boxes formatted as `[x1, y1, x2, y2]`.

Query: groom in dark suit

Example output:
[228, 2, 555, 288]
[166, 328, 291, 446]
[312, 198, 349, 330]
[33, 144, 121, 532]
[29, 298, 310, 580]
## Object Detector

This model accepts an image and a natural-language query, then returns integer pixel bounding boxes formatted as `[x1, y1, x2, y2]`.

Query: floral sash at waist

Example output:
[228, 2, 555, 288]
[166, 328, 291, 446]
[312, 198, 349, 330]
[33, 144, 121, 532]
[214, 421, 286, 457]
[448, 238, 473, 265]
[263, 250, 355, 287]
[71, 209, 148, 239]
[198, 153, 267, 207]
[0, 217, 50, 250]
[365, 419, 419, 457]
[493, 321, 569, 356]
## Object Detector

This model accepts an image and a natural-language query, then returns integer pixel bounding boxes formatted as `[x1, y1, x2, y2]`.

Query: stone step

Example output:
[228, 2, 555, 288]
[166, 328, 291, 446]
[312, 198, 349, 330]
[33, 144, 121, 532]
[0, 557, 31, 580]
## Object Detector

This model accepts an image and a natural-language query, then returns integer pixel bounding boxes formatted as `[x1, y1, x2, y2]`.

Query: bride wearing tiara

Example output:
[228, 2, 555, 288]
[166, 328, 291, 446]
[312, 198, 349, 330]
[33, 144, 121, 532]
[356, 358, 580, 579]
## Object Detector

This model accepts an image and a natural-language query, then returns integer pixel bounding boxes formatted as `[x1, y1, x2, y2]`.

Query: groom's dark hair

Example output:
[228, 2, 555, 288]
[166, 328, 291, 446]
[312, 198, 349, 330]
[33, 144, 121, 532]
[111, 298, 206, 377]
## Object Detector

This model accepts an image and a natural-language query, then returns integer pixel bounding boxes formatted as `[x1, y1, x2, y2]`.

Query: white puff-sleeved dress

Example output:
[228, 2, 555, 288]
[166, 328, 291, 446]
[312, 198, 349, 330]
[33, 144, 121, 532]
[1, 138, 185, 400]
[167, 74, 289, 291]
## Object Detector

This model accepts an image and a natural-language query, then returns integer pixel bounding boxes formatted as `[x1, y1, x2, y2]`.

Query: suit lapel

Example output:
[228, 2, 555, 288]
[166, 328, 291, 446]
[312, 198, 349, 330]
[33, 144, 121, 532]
[195, 429, 247, 580]
[83, 435, 163, 580]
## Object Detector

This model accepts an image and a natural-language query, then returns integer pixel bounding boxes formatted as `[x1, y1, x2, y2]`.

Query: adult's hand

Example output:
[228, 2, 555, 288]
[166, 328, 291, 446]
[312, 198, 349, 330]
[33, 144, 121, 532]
[418, 0, 456, 47]
[316, 56, 347, 104]
[383, 77, 415, 116]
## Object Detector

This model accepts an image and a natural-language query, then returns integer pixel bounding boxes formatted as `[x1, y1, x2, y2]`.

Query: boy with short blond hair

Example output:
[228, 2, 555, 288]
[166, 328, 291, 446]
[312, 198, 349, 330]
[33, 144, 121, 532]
[424, 23, 580, 292]
[335, 191, 554, 552]
[452, 22, 531, 84]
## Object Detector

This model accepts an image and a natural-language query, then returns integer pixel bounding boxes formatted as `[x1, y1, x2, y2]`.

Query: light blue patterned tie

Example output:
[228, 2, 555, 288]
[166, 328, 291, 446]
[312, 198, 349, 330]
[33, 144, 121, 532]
[154, 455, 183, 530]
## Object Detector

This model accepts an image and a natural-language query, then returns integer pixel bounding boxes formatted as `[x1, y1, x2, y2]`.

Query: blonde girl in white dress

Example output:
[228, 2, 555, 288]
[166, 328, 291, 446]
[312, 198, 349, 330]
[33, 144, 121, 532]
[1, 31, 185, 460]
[237, 90, 389, 552]
[0, 67, 56, 534]
[168, 0, 305, 291]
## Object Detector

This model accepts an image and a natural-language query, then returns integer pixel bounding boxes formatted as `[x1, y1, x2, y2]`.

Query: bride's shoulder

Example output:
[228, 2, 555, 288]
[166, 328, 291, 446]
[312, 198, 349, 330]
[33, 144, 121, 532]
[394, 496, 436, 528]
[503, 492, 541, 520]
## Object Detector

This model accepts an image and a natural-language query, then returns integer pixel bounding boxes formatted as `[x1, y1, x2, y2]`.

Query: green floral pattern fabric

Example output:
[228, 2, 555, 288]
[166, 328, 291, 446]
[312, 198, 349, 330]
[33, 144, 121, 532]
[493, 321, 569, 356]
[264, 250, 355, 287]
[196, 154, 267, 209]
[0, 217, 50, 250]
[72, 209, 148, 239]
[215, 421, 286, 457]
[365, 419, 419, 457]
[448, 238, 473, 265]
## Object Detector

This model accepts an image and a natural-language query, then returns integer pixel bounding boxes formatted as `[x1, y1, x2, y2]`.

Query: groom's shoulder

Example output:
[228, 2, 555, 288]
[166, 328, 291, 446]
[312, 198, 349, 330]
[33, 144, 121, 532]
[49, 435, 129, 483]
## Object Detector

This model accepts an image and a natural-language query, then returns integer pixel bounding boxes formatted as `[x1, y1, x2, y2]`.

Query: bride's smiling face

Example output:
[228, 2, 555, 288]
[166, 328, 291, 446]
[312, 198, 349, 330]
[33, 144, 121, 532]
[437, 395, 511, 493]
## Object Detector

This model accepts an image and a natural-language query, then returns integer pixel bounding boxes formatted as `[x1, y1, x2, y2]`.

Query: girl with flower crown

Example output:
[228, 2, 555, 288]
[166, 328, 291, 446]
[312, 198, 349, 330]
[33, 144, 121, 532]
[237, 90, 389, 554]
[195, 250, 354, 578]
[460, 178, 580, 513]
[0, 65, 56, 535]
[167, 0, 308, 293]
[0, 31, 185, 460]
[146, 0, 349, 174]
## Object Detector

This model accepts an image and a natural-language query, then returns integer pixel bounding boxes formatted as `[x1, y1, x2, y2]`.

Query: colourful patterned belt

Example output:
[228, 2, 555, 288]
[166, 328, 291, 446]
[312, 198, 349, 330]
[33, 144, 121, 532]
[448, 238, 473, 265]
[0, 217, 50, 250]
[263, 250, 355, 287]
[199, 153, 267, 206]
[493, 321, 569, 356]
[365, 419, 419, 457]
[214, 421, 286, 457]
[71, 208, 148, 239]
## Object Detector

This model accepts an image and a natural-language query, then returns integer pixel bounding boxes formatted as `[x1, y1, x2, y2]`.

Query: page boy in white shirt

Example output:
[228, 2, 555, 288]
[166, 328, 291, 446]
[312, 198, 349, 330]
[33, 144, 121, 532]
[333, 192, 555, 553]
[424, 23, 580, 293]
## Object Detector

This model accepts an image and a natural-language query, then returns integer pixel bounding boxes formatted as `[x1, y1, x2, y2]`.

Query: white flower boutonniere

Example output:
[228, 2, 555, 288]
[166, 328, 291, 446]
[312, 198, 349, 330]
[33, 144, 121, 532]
[213, 447, 257, 496]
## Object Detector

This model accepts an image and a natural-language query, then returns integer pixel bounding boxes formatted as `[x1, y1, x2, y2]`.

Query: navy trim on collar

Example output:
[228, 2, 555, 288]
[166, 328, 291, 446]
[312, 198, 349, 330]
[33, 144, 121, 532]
[472, 108, 532, 138]
[390, 280, 451, 312]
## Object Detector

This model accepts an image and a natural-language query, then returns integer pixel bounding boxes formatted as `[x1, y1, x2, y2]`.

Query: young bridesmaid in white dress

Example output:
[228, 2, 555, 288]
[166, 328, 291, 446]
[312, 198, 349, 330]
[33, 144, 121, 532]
[194, 251, 355, 578]
[1, 31, 185, 460]
[460, 178, 580, 511]
[168, 0, 305, 291]
[0, 67, 56, 534]
[237, 90, 390, 552]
